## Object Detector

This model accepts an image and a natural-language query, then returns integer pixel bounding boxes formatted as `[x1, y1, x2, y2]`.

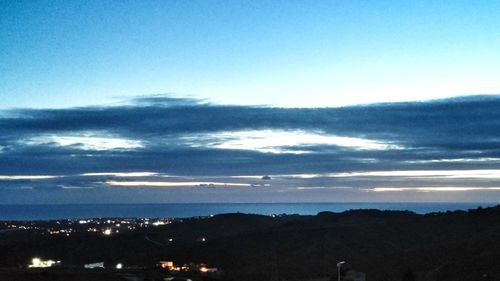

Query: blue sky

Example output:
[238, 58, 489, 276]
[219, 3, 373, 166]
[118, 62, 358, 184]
[1, 1, 500, 203]
[2, 0, 500, 108]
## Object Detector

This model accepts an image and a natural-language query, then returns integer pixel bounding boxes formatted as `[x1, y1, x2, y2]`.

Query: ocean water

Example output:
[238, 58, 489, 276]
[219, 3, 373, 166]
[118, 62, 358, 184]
[0, 203, 497, 221]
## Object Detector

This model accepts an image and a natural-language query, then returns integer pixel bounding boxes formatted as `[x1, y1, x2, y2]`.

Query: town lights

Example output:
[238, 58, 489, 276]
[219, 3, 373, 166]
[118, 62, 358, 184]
[28, 258, 61, 268]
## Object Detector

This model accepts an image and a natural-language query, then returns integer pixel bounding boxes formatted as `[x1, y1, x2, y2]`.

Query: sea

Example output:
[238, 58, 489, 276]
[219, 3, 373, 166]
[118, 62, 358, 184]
[0, 202, 497, 221]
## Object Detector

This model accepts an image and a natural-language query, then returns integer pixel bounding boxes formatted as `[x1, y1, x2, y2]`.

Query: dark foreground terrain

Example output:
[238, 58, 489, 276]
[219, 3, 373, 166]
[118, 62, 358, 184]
[1, 206, 500, 281]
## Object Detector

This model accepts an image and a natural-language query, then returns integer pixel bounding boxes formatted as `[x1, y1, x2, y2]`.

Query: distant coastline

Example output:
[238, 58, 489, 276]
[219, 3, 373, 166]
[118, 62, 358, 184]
[0, 202, 496, 221]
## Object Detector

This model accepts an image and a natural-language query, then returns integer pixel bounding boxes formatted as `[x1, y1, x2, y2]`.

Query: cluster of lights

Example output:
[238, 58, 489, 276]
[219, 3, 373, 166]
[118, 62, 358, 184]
[23, 218, 174, 237]
[28, 258, 61, 268]
[26, 258, 221, 273]
[8, 217, 200, 273]
[2, 223, 39, 231]
[159, 261, 218, 273]
[152, 220, 170, 226]
[48, 228, 74, 236]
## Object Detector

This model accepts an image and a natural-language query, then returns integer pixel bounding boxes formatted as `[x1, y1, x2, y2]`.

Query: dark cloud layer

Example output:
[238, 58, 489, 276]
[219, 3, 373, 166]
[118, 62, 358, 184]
[2, 95, 500, 203]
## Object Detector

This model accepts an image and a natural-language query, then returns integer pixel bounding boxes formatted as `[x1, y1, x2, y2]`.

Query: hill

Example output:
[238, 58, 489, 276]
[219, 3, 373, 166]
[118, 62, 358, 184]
[1, 206, 500, 281]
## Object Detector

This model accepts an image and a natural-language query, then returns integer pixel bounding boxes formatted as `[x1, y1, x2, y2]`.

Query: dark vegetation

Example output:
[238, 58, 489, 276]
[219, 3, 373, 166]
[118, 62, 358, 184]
[1, 206, 500, 281]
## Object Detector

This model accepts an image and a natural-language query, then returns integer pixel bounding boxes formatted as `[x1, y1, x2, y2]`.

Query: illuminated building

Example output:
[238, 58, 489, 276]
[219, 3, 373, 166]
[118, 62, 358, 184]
[28, 258, 61, 268]
[159, 261, 173, 269]
[84, 262, 105, 269]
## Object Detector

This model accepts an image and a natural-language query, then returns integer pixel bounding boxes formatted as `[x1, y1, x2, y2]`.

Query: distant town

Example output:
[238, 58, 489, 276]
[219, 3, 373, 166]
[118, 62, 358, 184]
[0, 216, 225, 281]
[1, 217, 174, 237]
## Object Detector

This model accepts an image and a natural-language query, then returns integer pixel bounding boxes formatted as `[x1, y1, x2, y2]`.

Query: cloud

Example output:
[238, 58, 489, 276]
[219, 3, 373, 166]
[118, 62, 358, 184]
[183, 129, 402, 154]
[57, 185, 96, 190]
[126, 95, 208, 107]
[325, 169, 500, 179]
[0, 175, 61, 180]
[81, 172, 158, 177]
[370, 187, 500, 192]
[23, 134, 144, 151]
[295, 186, 352, 190]
[2, 94, 500, 203]
[404, 158, 500, 164]
[105, 180, 254, 187]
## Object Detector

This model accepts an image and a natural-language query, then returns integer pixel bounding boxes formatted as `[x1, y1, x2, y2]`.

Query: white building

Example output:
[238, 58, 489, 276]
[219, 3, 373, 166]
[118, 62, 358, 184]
[84, 262, 105, 269]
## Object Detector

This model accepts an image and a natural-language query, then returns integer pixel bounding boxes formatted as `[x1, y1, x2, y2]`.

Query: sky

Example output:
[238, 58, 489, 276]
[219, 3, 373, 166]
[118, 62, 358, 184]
[1, 1, 500, 203]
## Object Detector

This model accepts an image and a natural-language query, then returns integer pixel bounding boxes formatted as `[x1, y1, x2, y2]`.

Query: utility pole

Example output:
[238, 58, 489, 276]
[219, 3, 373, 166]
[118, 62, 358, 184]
[337, 261, 345, 281]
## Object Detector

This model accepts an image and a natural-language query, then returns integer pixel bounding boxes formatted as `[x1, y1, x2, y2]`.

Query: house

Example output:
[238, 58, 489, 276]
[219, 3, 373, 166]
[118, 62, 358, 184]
[159, 261, 174, 270]
[84, 262, 105, 269]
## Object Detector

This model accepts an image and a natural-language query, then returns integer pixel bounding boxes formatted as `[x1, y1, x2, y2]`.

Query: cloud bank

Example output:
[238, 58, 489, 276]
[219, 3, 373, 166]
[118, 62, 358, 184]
[2, 95, 500, 203]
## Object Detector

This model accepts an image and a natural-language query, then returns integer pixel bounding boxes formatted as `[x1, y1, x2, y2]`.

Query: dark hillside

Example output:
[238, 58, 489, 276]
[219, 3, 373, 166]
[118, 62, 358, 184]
[1, 206, 500, 281]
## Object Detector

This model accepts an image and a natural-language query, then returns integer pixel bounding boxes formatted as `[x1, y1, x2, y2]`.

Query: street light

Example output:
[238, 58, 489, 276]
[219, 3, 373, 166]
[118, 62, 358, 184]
[337, 261, 345, 281]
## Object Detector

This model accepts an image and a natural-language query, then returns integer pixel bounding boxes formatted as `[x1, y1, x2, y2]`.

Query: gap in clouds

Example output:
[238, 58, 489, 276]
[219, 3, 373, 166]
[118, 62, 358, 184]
[183, 129, 403, 154]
